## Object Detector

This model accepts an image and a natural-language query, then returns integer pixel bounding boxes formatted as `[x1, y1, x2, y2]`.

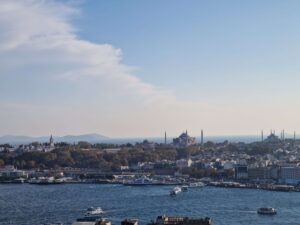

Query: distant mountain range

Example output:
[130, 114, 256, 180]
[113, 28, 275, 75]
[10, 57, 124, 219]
[0, 134, 109, 144]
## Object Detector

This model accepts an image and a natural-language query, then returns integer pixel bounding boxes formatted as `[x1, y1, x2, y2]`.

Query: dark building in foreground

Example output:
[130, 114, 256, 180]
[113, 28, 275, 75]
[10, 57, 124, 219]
[150, 215, 212, 225]
[121, 219, 139, 225]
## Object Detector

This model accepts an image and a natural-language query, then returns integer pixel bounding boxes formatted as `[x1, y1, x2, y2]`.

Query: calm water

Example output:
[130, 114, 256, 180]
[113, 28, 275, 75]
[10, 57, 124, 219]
[0, 184, 299, 225]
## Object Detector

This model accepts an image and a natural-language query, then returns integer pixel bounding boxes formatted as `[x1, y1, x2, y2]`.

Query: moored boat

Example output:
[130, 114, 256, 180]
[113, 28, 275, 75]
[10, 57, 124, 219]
[189, 182, 205, 188]
[123, 176, 160, 186]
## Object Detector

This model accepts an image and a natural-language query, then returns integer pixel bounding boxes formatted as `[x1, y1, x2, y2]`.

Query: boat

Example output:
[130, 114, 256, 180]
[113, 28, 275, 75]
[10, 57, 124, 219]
[85, 207, 103, 216]
[182, 185, 188, 192]
[28, 177, 64, 185]
[75, 207, 103, 223]
[257, 207, 277, 215]
[170, 186, 182, 196]
[189, 182, 205, 188]
[123, 176, 160, 186]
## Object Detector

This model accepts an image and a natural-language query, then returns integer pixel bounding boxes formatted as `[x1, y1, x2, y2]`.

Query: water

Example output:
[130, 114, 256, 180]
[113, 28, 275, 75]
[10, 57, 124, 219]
[0, 184, 299, 225]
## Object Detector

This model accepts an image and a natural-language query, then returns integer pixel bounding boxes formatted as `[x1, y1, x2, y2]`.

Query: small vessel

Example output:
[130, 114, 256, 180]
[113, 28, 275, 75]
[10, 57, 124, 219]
[75, 207, 103, 223]
[170, 186, 182, 196]
[257, 207, 277, 215]
[123, 176, 160, 186]
[189, 182, 205, 188]
[85, 207, 103, 216]
[182, 185, 188, 192]
[28, 177, 64, 185]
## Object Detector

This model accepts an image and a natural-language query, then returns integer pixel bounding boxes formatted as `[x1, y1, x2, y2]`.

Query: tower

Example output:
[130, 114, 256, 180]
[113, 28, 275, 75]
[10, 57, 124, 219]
[164, 131, 167, 145]
[201, 129, 204, 145]
[49, 135, 54, 148]
[261, 130, 264, 142]
[294, 131, 296, 142]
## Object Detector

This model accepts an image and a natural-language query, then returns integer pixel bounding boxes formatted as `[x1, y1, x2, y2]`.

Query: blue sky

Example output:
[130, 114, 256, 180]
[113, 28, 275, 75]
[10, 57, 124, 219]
[76, 0, 300, 102]
[0, 0, 300, 137]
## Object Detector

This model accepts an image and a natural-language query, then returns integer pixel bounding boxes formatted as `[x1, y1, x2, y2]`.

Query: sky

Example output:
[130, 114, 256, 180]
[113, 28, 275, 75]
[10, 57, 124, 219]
[1, 0, 300, 138]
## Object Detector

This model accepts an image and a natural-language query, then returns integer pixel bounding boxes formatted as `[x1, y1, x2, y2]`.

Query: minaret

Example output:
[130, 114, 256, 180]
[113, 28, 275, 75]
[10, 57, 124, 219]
[49, 135, 54, 148]
[201, 129, 204, 145]
[294, 131, 296, 142]
[164, 131, 167, 145]
[261, 130, 264, 142]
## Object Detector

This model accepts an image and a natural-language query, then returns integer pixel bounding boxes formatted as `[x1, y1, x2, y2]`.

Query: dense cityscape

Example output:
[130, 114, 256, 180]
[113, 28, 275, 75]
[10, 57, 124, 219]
[1, 130, 300, 192]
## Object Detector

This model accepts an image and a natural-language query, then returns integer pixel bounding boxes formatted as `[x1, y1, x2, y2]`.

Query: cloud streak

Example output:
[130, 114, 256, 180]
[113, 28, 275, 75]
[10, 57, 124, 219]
[0, 0, 173, 104]
[1, 0, 300, 137]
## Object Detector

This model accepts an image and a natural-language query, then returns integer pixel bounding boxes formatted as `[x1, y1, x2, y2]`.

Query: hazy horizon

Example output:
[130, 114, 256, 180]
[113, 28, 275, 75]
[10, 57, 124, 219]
[1, 0, 300, 137]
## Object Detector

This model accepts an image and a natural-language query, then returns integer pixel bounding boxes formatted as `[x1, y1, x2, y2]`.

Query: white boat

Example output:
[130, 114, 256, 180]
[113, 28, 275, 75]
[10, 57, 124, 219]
[189, 182, 205, 188]
[170, 186, 182, 196]
[123, 176, 159, 186]
[85, 207, 103, 216]
[28, 177, 64, 185]
[257, 207, 277, 215]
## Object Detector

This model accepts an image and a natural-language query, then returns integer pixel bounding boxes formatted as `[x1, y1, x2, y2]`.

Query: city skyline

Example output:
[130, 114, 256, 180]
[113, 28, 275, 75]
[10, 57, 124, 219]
[1, 0, 300, 137]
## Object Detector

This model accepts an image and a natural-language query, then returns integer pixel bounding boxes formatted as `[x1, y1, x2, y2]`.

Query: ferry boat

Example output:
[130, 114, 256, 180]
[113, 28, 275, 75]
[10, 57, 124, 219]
[123, 176, 160, 186]
[189, 182, 205, 188]
[170, 186, 182, 196]
[28, 177, 64, 185]
[257, 207, 277, 215]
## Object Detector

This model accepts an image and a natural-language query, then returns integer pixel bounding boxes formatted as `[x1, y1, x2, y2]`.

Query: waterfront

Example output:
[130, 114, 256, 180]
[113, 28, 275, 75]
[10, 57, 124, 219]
[0, 184, 299, 225]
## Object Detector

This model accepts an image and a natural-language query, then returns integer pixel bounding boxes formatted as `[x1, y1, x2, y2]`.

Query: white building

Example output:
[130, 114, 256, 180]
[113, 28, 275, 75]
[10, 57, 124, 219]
[176, 158, 193, 168]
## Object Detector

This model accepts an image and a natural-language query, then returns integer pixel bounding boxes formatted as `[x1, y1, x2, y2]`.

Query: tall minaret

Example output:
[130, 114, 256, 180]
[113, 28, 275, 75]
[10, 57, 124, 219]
[49, 135, 54, 148]
[261, 130, 264, 142]
[201, 129, 204, 145]
[294, 131, 296, 142]
[164, 131, 167, 145]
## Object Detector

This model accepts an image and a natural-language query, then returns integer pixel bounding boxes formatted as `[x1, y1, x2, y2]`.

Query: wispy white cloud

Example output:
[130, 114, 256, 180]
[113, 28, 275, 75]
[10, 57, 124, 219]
[0, 0, 173, 103]
[1, 0, 300, 137]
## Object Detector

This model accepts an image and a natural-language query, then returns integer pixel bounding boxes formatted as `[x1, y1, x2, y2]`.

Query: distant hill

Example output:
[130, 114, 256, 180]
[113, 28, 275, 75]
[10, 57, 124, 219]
[0, 134, 109, 145]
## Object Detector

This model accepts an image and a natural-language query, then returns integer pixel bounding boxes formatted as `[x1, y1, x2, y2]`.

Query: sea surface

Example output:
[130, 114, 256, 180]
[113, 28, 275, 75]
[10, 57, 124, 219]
[0, 184, 299, 225]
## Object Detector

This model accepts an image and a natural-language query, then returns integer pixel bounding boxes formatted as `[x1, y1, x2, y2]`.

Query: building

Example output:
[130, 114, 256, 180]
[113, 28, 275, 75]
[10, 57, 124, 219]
[121, 219, 138, 225]
[248, 167, 278, 181]
[234, 164, 248, 180]
[279, 166, 300, 184]
[142, 140, 155, 151]
[72, 219, 111, 225]
[264, 132, 281, 144]
[0, 165, 28, 178]
[176, 159, 193, 168]
[152, 215, 212, 225]
[49, 135, 55, 148]
[173, 131, 196, 148]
